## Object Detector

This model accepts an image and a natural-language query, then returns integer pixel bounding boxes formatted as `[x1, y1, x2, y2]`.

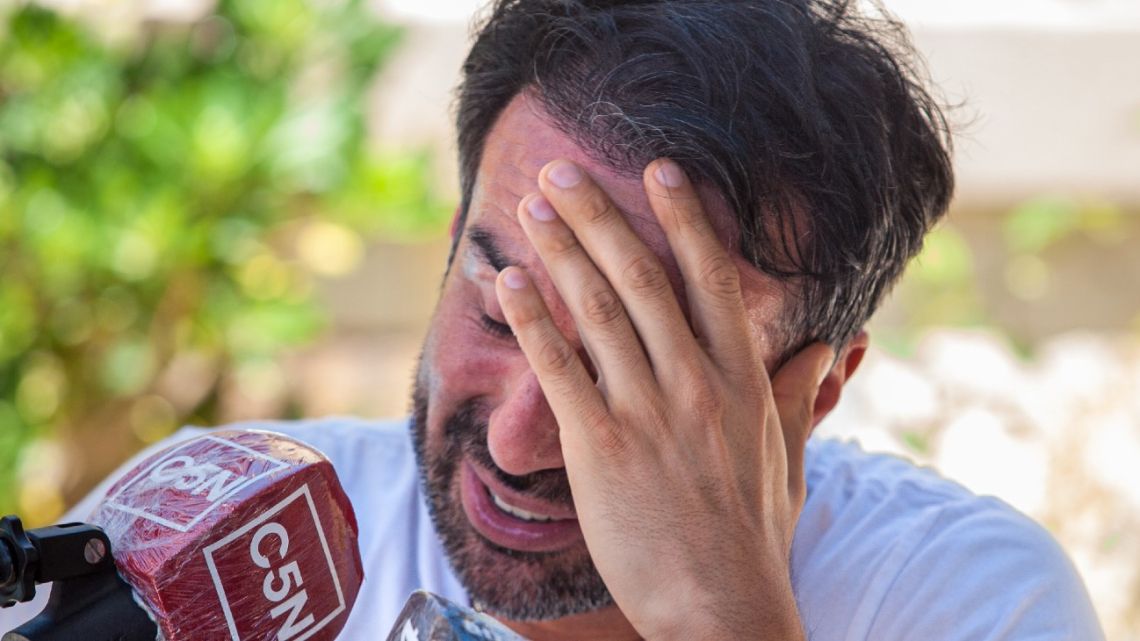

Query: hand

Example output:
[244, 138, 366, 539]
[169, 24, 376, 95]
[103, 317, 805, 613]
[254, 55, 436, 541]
[494, 158, 833, 640]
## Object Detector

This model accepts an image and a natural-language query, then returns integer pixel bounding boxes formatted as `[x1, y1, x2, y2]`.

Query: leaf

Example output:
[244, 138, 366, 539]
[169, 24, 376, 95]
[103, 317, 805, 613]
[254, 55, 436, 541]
[1003, 197, 1079, 254]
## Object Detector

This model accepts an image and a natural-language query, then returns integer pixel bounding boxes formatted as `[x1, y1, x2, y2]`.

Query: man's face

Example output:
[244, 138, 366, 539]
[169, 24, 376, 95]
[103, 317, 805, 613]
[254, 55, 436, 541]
[411, 95, 790, 620]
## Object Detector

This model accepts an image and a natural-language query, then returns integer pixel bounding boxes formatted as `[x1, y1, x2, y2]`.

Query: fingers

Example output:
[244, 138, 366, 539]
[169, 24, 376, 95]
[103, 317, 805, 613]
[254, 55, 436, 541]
[770, 342, 834, 501]
[512, 192, 658, 402]
[495, 266, 612, 433]
[536, 161, 704, 377]
[643, 160, 756, 378]
[513, 157, 767, 411]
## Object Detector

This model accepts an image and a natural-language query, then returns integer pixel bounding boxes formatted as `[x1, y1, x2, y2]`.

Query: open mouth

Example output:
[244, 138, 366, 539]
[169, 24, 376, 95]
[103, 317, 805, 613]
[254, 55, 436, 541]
[459, 459, 582, 553]
[489, 491, 559, 522]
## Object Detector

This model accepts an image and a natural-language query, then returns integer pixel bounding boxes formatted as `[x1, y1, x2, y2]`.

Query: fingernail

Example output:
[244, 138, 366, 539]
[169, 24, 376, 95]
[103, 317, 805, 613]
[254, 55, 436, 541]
[654, 162, 684, 188]
[546, 161, 582, 189]
[526, 195, 558, 221]
[503, 267, 528, 290]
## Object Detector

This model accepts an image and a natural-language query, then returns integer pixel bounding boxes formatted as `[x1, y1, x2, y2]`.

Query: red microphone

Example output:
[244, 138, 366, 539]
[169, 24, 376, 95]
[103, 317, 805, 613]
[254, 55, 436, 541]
[82, 429, 363, 641]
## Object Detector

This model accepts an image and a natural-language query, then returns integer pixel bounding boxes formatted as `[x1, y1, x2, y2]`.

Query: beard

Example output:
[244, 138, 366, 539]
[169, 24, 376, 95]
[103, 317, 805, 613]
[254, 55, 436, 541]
[410, 369, 614, 621]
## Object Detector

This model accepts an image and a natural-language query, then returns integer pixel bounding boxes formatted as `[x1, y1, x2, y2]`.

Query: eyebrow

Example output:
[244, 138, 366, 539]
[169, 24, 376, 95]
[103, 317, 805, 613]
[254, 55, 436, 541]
[467, 225, 514, 272]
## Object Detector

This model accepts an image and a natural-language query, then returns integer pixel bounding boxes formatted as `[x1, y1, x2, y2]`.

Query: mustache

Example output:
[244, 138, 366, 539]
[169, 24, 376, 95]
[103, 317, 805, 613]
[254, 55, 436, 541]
[446, 399, 573, 505]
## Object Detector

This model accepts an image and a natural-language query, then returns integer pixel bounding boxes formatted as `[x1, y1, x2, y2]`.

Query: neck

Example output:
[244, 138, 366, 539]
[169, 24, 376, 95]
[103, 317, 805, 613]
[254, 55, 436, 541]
[496, 606, 642, 641]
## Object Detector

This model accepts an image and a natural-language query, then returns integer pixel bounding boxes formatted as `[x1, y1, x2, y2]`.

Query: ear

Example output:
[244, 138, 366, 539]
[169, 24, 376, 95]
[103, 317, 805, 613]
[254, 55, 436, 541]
[811, 330, 868, 429]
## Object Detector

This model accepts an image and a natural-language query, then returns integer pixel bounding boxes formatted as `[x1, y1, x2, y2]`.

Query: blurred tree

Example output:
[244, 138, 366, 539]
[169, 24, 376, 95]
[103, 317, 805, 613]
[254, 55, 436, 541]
[0, 0, 450, 524]
[875, 197, 1136, 360]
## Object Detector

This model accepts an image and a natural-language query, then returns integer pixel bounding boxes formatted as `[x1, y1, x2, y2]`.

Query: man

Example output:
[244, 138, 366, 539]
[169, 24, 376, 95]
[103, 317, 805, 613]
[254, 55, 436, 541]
[2, 0, 1104, 638]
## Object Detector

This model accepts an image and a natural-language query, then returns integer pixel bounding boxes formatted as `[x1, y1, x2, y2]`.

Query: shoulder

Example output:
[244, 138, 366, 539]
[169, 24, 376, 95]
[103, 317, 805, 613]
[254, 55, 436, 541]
[179, 416, 424, 536]
[203, 414, 412, 450]
[217, 415, 416, 483]
[794, 438, 1104, 640]
[65, 416, 417, 521]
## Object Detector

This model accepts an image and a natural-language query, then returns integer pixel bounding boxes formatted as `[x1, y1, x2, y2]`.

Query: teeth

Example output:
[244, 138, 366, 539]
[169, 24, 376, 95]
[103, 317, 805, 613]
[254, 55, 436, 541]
[490, 491, 555, 522]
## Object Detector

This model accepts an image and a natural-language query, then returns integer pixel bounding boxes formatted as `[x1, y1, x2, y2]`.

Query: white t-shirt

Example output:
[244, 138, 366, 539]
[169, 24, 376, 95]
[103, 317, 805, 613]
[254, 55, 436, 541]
[1, 417, 1104, 640]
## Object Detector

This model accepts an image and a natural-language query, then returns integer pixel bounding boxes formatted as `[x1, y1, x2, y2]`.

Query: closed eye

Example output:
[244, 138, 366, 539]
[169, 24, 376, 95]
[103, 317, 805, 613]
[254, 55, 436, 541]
[480, 313, 514, 339]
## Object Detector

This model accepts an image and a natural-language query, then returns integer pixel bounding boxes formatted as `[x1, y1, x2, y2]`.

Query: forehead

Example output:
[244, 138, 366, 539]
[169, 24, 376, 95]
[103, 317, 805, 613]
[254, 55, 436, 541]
[473, 95, 683, 257]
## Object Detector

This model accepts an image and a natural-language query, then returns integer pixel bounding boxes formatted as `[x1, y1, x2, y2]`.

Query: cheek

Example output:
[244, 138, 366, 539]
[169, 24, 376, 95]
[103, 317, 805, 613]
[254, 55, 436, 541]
[433, 337, 514, 397]
[423, 293, 521, 416]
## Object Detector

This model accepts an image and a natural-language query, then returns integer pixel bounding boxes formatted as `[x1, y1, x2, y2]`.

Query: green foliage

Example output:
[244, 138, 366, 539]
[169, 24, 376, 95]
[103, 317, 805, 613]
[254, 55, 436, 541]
[0, 1, 450, 523]
[877, 196, 1137, 358]
[1004, 196, 1129, 254]
[880, 224, 988, 355]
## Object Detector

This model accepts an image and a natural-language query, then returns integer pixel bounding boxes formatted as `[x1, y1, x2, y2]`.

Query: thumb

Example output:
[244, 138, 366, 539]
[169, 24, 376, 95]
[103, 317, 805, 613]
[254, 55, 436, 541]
[771, 342, 835, 445]
[772, 342, 834, 510]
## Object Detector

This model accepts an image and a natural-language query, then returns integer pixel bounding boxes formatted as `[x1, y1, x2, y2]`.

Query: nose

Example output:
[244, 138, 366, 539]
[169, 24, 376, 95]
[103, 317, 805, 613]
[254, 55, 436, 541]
[486, 371, 564, 476]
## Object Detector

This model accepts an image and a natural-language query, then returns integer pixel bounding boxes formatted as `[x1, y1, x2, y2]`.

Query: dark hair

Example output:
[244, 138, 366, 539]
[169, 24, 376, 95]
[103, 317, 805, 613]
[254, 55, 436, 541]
[454, 0, 954, 350]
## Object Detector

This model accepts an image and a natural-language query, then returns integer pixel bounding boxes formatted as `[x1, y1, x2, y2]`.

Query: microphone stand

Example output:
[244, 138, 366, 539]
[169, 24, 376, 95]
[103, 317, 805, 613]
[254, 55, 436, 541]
[0, 515, 158, 641]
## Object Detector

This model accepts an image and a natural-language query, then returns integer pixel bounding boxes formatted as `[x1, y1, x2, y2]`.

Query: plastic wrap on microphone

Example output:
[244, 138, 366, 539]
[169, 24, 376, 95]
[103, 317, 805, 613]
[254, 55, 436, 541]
[386, 591, 529, 641]
[88, 429, 364, 641]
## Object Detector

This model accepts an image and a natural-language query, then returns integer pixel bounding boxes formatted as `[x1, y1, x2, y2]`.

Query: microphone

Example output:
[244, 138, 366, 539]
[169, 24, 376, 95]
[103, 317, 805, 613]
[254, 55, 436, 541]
[385, 591, 528, 641]
[4, 429, 364, 641]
